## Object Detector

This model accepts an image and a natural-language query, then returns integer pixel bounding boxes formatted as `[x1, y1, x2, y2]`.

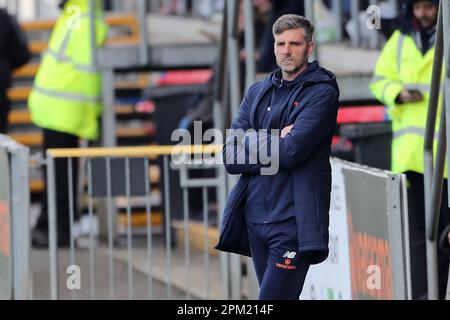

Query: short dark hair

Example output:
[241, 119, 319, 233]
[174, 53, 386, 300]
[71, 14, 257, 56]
[272, 14, 315, 43]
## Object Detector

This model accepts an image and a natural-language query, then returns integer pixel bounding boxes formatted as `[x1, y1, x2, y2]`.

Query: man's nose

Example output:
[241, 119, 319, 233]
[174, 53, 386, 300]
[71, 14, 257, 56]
[282, 45, 291, 55]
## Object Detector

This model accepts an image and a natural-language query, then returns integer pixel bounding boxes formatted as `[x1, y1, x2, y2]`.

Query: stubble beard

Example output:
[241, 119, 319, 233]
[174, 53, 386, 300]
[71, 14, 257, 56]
[279, 53, 309, 78]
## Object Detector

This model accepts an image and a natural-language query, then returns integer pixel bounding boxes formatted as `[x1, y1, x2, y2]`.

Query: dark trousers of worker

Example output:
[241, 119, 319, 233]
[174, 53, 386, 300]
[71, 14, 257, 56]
[35, 129, 79, 241]
[0, 91, 10, 134]
[406, 171, 450, 300]
[247, 217, 311, 300]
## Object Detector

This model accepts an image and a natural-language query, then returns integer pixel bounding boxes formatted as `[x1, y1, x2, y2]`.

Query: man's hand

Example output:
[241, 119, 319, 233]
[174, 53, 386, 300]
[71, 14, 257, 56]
[281, 125, 294, 138]
[398, 89, 423, 103]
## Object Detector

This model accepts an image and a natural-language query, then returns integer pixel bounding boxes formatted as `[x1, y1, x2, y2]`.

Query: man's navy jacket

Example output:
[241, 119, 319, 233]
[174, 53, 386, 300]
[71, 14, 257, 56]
[215, 61, 340, 265]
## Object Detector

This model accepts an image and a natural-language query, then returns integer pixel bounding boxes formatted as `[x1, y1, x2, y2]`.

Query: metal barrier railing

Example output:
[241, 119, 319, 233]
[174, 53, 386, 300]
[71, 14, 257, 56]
[43, 144, 237, 300]
[0, 138, 424, 300]
[424, 0, 450, 300]
[0, 134, 30, 300]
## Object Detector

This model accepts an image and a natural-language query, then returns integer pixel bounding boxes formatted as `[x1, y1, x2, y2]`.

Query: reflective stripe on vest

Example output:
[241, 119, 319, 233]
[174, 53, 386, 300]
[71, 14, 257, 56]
[372, 72, 442, 101]
[404, 83, 444, 93]
[393, 126, 439, 140]
[45, 49, 97, 73]
[56, 12, 92, 54]
[397, 34, 405, 74]
[33, 85, 101, 104]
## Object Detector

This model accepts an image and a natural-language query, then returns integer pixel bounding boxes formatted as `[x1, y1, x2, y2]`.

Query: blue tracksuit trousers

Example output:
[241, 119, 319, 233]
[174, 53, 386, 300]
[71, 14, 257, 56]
[247, 217, 311, 300]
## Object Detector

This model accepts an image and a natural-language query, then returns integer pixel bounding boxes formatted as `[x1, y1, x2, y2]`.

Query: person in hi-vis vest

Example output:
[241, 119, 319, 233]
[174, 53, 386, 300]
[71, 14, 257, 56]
[29, 0, 108, 247]
[370, 0, 449, 300]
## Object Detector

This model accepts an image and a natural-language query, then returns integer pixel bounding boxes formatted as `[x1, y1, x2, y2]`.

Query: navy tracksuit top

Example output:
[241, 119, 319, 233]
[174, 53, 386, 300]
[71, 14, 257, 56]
[245, 69, 306, 224]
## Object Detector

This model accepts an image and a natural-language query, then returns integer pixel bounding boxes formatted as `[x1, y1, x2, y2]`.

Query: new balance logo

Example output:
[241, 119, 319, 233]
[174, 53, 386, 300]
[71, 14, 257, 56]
[283, 251, 296, 259]
[276, 251, 297, 270]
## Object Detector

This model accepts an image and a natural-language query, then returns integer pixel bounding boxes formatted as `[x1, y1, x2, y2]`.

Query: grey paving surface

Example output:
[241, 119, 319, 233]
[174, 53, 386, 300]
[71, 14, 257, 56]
[31, 243, 188, 300]
[107, 237, 230, 300]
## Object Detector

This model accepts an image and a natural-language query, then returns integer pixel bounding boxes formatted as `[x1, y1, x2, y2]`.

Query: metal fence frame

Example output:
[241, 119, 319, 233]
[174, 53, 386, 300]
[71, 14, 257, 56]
[44, 144, 239, 300]
[424, 0, 450, 300]
[0, 135, 31, 300]
[0, 139, 424, 300]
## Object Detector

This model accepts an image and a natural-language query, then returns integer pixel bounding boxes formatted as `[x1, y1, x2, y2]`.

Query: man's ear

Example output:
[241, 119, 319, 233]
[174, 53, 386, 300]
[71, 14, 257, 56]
[307, 41, 315, 58]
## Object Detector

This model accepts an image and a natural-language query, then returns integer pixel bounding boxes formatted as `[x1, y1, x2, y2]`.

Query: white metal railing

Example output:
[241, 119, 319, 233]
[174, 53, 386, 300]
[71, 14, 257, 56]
[0, 134, 30, 300]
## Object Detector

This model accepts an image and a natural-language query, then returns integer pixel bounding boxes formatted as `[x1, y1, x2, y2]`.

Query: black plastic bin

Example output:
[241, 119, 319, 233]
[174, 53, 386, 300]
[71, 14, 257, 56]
[338, 121, 392, 171]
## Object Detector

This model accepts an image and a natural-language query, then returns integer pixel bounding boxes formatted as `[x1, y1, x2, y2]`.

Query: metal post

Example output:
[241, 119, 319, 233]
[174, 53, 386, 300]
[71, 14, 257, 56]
[125, 158, 133, 300]
[304, 0, 314, 23]
[212, 5, 227, 133]
[425, 0, 444, 240]
[369, 0, 380, 49]
[96, 0, 116, 148]
[101, 69, 117, 147]
[144, 157, 153, 300]
[137, 0, 149, 65]
[424, 0, 444, 300]
[332, 0, 343, 42]
[10, 144, 30, 299]
[202, 187, 210, 299]
[226, 3, 242, 298]
[46, 155, 59, 300]
[163, 156, 173, 299]
[216, 165, 230, 300]
[304, 0, 319, 62]
[68, 158, 76, 300]
[242, 2, 259, 296]
[400, 174, 413, 299]
[87, 159, 96, 299]
[350, 0, 361, 47]
[443, 0, 450, 206]
[182, 185, 191, 299]
[427, 101, 446, 300]
[227, 0, 241, 120]
[243, 0, 255, 91]
[106, 157, 115, 299]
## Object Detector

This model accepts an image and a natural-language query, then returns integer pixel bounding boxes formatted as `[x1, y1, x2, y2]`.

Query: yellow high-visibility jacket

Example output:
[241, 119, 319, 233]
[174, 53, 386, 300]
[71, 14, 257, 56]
[28, 0, 108, 140]
[370, 29, 446, 176]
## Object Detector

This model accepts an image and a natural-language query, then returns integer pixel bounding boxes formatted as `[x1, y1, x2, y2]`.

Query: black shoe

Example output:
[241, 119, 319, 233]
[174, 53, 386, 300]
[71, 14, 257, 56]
[31, 229, 49, 248]
[57, 236, 71, 248]
[31, 229, 72, 249]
